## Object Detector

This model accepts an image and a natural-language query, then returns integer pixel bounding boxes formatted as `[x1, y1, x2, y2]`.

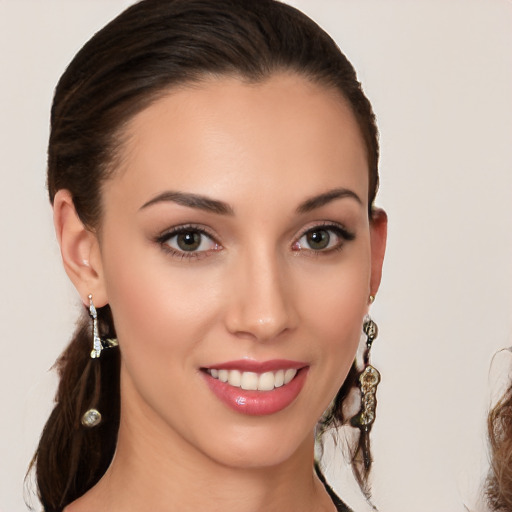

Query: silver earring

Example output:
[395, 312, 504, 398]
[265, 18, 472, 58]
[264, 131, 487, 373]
[88, 294, 103, 358]
[88, 294, 118, 359]
[82, 295, 118, 428]
[81, 408, 102, 428]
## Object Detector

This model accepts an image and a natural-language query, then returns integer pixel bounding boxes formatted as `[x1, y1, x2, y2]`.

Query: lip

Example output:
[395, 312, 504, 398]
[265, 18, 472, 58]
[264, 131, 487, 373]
[201, 360, 309, 416]
[204, 359, 307, 373]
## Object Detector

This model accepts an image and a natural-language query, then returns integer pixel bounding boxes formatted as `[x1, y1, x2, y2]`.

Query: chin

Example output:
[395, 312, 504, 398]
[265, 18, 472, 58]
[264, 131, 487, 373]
[193, 417, 315, 471]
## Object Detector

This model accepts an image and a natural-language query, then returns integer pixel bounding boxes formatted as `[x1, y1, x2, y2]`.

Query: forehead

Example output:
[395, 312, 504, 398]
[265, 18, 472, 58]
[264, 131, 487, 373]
[108, 73, 369, 209]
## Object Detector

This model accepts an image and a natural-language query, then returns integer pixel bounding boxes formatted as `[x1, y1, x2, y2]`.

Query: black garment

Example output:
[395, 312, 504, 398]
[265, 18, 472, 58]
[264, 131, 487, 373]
[315, 463, 354, 512]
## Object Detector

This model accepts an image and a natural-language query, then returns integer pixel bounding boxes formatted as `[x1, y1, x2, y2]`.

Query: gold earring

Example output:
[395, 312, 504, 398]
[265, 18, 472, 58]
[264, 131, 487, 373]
[350, 317, 380, 471]
[350, 318, 380, 470]
[352, 318, 380, 431]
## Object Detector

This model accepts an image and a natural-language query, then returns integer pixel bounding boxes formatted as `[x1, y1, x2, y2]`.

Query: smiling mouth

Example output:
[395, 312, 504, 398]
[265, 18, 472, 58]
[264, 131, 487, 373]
[205, 368, 298, 391]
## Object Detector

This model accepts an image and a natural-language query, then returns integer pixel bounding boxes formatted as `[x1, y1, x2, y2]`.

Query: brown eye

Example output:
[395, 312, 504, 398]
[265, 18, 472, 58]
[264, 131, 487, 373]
[293, 224, 354, 253]
[161, 228, 220, 255]
[176, 231, 202, 251]
[306, 229, 330, 250]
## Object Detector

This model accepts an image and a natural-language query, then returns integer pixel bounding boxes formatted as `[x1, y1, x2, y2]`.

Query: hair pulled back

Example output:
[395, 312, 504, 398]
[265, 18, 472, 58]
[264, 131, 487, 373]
[33, 1, 380, 510]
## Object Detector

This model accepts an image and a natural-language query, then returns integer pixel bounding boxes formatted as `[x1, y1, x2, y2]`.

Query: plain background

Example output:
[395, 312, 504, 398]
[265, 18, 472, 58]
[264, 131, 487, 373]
[1, 1, 511, 511]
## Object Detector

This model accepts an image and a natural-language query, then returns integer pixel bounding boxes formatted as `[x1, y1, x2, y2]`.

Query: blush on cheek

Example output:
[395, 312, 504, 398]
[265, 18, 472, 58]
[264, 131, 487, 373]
[105, 250, 218, 338]
[303, 282, 368, 336]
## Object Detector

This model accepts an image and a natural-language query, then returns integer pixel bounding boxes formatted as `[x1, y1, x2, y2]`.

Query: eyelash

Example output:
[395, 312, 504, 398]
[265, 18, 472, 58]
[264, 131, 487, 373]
[155, 224, 221, 260]
[292, 222, 355, 255]
[155, 222, 355, 260]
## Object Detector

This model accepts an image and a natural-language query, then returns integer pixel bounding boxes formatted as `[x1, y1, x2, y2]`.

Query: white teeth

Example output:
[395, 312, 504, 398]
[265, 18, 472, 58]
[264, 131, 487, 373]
[274, 369, 285, 388]
[258, 371, 275, 391]
[207, 368, 299, 391]
[241, 371, 259, 391]
[284, 369, 297, 385]
[227, 370, 241, 387]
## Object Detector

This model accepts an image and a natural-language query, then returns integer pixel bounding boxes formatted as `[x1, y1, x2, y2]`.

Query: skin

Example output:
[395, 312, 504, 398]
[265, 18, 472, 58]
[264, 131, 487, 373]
[54, 73, 387, 512]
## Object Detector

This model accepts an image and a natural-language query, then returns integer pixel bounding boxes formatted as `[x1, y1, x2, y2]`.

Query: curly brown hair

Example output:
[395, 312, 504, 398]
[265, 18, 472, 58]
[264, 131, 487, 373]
[487, 380, 512, 510]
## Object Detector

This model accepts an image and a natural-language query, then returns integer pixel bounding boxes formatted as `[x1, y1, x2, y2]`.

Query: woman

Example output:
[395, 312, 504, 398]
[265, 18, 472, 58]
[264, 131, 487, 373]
[30, 0, 387, 510]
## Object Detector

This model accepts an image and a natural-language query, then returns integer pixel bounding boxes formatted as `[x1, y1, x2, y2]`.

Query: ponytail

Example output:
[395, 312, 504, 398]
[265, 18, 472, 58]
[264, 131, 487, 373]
[29, 306, 120, 512]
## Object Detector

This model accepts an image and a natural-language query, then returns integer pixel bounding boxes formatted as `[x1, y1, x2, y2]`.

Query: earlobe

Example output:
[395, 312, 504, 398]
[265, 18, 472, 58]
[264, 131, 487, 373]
[369, 208, 388, 297]
[53, 189, 108, 307]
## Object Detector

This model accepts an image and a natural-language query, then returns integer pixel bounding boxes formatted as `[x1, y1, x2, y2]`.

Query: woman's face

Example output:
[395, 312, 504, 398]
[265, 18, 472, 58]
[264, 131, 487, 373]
[93, 73, 386, 469]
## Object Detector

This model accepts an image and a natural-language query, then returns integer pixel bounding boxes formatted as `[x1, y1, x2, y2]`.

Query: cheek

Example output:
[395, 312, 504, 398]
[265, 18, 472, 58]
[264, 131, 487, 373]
[299, 253, 370, 341]
[297, 249, 370, 393]
[99, 230, 224, 359]
[99, 243, 221, 420]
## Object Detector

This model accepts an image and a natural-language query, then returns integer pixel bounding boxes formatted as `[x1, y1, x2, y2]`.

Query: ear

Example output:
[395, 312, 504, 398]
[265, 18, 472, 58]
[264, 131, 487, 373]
[369, 208, 387, 298]
[53, 189, 108, 307]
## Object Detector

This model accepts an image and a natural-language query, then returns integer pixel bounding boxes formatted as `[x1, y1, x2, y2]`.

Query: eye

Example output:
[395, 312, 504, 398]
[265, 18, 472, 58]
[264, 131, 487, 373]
[303, 229, 332, 250]
[293, 224, 354, 253]
[157, 226, 221, 258]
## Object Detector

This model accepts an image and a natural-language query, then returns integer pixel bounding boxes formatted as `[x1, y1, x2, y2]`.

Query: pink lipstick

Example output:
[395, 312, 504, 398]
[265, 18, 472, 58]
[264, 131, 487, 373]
[201, 359, 309, 416]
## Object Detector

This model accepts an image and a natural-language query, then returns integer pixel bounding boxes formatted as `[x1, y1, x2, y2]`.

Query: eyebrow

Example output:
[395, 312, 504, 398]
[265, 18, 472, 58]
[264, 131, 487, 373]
[140, 187, 361, 216]
[139, 191, 234, 215]
[296, 187, 362, 214]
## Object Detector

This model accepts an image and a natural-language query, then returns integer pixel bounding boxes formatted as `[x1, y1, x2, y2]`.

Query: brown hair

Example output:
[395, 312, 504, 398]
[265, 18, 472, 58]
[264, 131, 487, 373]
[31, 1, 380, 510]
[487, 381, 512, 510]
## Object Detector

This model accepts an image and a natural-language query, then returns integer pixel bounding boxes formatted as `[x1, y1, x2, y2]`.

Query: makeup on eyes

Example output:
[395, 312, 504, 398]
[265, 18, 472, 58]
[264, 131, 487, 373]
[292, 221, 355, 254]
[152, 219, 356, 261]
[154, 223, 223, 260]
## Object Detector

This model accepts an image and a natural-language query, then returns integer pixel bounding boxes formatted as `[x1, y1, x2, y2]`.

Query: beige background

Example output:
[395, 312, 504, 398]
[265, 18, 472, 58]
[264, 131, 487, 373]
[1, 1, 511, 511]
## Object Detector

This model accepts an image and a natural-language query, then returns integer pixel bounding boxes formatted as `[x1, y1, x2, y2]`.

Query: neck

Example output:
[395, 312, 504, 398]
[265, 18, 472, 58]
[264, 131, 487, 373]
[92, 430, 332, 512]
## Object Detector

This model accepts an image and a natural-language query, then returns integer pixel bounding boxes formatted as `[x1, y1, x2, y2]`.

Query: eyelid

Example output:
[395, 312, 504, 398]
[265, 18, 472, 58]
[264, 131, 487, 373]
[292, 221, 355, 253]
[296, 221, 355, 240]
[156, 222, 218, 238]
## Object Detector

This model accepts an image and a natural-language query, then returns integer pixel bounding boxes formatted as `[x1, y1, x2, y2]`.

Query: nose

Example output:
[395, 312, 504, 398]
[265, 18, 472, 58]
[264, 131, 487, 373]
[224, 248, 298, 342]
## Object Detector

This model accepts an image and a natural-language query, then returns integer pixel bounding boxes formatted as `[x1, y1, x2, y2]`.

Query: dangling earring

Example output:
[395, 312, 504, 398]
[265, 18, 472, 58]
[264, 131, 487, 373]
[81, 294, 118, 428]
[351, 315, 380, 469]
[87, 294, 118, 359]
[81, 408, 102, 428]
[89, 294, 103, 359]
